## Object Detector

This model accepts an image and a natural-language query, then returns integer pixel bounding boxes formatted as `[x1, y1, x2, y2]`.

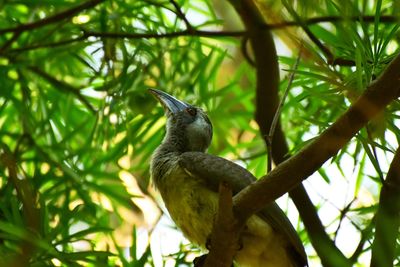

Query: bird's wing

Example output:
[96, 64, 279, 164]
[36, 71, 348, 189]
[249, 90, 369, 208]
[179, 151, 307, 266]
[179, 151, 255, 193]
[257, 201, 308, 267]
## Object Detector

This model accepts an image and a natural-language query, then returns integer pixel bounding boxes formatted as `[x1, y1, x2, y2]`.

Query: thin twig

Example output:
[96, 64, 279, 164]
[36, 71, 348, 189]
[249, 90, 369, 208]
[3, 14, 399, 58]
[142, 0, 177, 14]
[333, 198, 356, 242]
[0, 12, 397, 37]
[0, 32, 22, 53]
[169, 0, 193, 31]
[237, 151, 265, 161]
[0, 0, 104, 35]
[267, 48, 302, 172]
[6, 35, 88, 53]
[282, 1, 333, 63]
[349, 219, 374, 264]
[267, 15, 400, 29]
[241, 36, 256, 66]
[84, 29, 244, 39]
[7, 29, 242, 54]
[366, 126, 385, 183]
[27, 66, 96, 113]
[0, 0, 103, 56]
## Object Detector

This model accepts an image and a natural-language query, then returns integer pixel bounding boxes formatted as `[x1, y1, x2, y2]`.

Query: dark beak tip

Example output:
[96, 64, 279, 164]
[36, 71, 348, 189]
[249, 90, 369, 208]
[147, 88, 159, 96]
[147, 88, 188, 114]
[148, 88, 165, 104]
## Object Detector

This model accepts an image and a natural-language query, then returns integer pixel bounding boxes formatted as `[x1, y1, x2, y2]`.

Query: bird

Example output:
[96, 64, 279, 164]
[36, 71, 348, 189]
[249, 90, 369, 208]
[149, 89, 308, 267]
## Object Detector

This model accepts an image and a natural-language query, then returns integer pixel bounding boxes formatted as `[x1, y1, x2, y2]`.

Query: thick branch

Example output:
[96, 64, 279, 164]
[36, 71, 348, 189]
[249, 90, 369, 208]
[203, 183, 241, 267]
[370, 148, 400, 267]
[227, 0, 350, 266]
[233, 51, 400, 221]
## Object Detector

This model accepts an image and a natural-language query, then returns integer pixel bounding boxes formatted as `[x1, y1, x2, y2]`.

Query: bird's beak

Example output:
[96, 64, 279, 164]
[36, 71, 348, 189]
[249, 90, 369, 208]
[148, 89, 188, 114]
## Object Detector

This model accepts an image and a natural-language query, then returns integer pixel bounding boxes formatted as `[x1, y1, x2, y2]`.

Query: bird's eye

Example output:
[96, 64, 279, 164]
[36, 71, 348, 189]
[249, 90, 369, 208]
[186, 107, 197, 116]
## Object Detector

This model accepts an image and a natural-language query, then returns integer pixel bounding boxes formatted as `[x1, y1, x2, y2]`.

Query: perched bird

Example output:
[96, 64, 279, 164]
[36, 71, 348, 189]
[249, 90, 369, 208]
[149, 89, 307, 267]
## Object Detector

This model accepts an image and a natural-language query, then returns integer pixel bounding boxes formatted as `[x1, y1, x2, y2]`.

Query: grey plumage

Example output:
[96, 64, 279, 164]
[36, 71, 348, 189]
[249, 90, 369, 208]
[149, 89, 307, 267]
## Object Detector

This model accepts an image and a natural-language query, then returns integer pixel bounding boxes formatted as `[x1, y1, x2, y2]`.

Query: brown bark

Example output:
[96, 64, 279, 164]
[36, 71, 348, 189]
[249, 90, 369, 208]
[370, 148, 400, 267]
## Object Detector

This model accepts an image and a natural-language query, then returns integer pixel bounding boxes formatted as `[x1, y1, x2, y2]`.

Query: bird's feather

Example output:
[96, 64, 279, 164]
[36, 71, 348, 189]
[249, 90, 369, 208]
[179, 151, 307, 267]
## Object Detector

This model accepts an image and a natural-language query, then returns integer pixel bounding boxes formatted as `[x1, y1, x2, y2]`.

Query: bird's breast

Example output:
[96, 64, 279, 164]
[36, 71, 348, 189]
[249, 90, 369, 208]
[153, 160, 296, 267]
[158, 165, 219, 246]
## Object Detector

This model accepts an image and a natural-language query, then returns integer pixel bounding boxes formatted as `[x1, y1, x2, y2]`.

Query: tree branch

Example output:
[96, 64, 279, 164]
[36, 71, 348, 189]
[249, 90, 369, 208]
[293, 186, 355, 267]
[227, 0, 350, 266]
[268, 15, 400, 29]
[27, 66, 96, 113]
[0, 32, 22, 54]
[0, 0, 104, 35]
[83, 29, 245, 39]
[169, 0, 193, 31]
[1, 9, 395, 36]
[370, 147, 400, 267]
[283, 1, 334, 63]
[333, 198, 356, 242]
[202, 183, 241, 267]
[4, 15, 399, 57]
[350, 219, 374, 264]
[7, 35, 89, 53]
[233, 51, 400, 222]
[5, 30, 242, 54]
[267, 49, 301, 172]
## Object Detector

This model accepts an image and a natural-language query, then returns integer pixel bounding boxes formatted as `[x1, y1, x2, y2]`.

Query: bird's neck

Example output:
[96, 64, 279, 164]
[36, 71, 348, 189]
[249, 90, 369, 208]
[162, 131, 189, 154]
[150, 138, 183, 190]
[163, 126, 210, 153]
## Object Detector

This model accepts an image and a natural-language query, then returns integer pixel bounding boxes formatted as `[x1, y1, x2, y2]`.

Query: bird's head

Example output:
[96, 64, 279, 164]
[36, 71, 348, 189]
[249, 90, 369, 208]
[149, 89, 213, 152]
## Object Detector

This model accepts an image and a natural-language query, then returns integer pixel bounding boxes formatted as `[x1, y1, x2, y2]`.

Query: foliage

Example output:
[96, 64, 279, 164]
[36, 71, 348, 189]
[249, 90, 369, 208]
[0, 0, 399, 266]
